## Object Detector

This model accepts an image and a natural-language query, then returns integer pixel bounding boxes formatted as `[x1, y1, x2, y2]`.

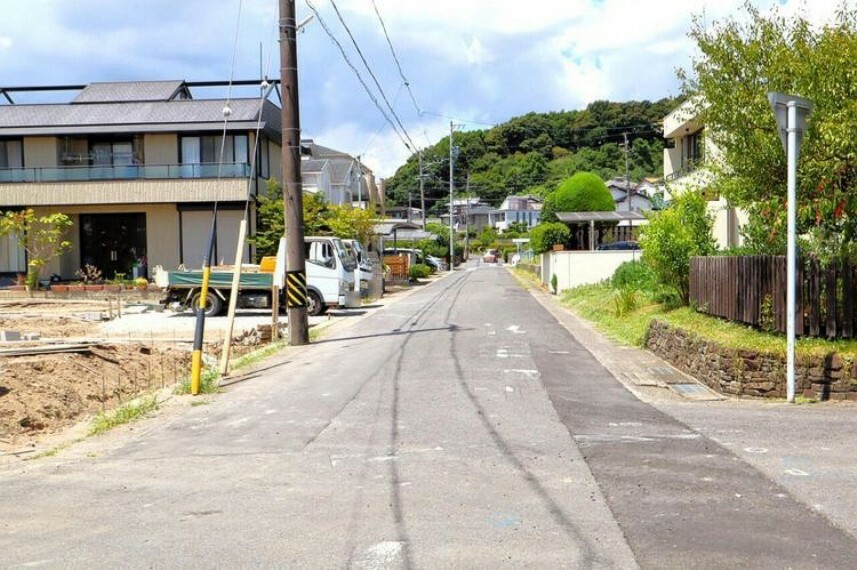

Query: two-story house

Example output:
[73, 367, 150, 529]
[300, 139, 380, 211]
[605, 178, 657, 213]
[0, 80, 285, 281]
[489, 195, 542, 232]
[663, 98, 747, 248]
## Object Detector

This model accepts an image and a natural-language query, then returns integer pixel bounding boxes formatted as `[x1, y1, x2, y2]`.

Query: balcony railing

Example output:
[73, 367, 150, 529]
[0, 162, 251, 183]
[664, 157, 704, 182]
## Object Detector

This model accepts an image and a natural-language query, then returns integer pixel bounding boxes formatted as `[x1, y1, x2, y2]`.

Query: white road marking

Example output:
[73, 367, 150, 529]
[506, 325, 526, 334]
[744, 447, 769, 454]
[785, 468, 810, 477]
[504, 369, 540, 380]
[353, 541, 405, 569]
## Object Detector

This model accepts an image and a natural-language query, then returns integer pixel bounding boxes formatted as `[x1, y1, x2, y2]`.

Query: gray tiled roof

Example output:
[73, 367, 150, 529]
[301, 159, 328, 174]
[0, 98, 283, 141]
[72, 81, 187, 103]
[328, 158, 355, 185]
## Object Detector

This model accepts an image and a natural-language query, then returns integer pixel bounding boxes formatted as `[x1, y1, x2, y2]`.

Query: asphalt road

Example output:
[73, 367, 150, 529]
[2, 262, 856, 568]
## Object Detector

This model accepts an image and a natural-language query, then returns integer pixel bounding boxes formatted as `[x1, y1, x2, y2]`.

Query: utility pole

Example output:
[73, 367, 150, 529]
[408, 192, 412, 222]
[356, 155, 363, 208]
[449, 121, 455, 271]
[280, 0, 308, 345]
[464, 173, 471, 261]
[418, 151, 426, 229]
[623, 132, 631, 211]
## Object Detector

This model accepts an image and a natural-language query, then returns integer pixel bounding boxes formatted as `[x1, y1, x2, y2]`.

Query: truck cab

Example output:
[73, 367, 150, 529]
[342, 239, 375, 298]
[304, 236, 361, 312]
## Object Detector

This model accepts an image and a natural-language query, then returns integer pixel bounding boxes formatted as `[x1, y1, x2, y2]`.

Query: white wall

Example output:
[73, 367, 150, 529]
[541, 250, 641, 292]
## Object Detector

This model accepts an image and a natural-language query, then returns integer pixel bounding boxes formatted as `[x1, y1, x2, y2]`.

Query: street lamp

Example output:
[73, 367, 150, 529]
[768, 91, 813, 403]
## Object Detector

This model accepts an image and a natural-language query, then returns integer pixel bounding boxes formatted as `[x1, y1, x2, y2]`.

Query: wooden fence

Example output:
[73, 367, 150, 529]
[690, 256, 857, 339]
[383, 255, 410, 283]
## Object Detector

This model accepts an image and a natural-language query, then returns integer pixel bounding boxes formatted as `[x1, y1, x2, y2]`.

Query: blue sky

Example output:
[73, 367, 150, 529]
[0, 0, 845, 178]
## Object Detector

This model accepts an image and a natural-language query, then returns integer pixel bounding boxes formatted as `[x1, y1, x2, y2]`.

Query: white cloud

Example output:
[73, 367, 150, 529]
[0, 0, 852, 179]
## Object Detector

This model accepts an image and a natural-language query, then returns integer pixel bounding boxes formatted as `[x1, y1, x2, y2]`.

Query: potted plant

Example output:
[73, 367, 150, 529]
[134, 277, 149, 291]
[75, 264, 104, 291]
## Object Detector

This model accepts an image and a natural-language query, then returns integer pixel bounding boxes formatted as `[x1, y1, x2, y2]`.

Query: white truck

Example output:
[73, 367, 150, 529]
[156, 236, 361, 317]
[342, 239, 376, 298]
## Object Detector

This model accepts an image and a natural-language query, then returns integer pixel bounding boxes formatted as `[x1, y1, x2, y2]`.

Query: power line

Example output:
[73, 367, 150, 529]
[326, 0, 418, 152]
[371, 0, 421, 118]
[303, 0, 411, 152]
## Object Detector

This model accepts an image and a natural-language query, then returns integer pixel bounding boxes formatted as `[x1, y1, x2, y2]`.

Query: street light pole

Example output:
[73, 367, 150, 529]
[280, 0, 308, 345]
[768, 91, 813, 403]
[418, 151, 426, 229]
[449, 121, 454, 271]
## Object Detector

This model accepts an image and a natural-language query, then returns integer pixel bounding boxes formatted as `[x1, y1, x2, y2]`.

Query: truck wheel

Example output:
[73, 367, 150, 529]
[307, 290, 326, 316]
[190, 291, 223, 317]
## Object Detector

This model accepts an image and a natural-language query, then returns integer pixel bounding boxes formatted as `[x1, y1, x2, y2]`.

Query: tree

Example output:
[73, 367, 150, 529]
[252, 178, 329, 258]
[325, 204, 376, 245]
[0, 209, 72, 289]
[639, 190, 716, 304]
[530, 222, 571, 255]
[682, 3, 857, 257]
[541, 172, 614, 222]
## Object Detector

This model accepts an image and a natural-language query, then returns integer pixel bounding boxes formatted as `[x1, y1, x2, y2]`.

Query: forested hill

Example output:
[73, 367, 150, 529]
[383, 97, 680, 211]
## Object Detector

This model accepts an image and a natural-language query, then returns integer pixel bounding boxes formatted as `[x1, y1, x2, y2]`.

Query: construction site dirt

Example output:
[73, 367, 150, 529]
[0, 297, 286, 454]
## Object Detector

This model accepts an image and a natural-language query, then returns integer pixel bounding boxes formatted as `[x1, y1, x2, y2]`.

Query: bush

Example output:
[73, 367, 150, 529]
[541, 172, 615, 222]
[639, 190, 716, 304]
[611, 260, 654, 291]
[409, 264, 431, 280]
[530, 222, 571, 254]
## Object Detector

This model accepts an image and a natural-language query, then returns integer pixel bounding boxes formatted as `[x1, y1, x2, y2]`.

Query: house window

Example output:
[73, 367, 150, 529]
[259, 137, 270, 178]
[180, 135, 249, 165]
[59, 136, 142, 166]
[0, 140, 23, 169]
[685, 129, 704, 167]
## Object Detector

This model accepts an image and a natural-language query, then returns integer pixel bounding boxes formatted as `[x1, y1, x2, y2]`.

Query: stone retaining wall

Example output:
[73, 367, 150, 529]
[645, 320, 857, 401]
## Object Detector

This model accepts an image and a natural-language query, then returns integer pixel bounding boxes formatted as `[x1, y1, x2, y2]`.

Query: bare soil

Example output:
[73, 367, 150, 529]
[0, 299, 259, 453]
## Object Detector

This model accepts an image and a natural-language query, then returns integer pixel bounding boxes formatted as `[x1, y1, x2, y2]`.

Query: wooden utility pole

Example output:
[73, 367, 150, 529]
[280, 0, 309, 345]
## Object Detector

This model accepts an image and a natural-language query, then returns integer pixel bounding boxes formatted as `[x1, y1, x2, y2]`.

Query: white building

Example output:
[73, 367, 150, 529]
[663, 98, 747, 248]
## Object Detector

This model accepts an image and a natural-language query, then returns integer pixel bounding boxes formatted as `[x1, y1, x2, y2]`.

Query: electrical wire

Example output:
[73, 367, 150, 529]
[326, 0, 417, 152]
[371, 0, 421, 118]
[303, 0, 412, 153]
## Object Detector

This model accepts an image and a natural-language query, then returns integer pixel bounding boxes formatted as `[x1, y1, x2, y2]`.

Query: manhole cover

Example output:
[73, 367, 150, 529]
[671, 383, 709, 395]
[669, 383, 723, 401]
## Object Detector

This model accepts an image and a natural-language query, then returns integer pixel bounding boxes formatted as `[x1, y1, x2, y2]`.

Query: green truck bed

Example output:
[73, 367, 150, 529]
[166, 270, 274, 289]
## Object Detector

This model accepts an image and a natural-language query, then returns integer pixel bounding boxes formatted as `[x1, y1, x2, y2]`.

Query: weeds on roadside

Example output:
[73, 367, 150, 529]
[613, 286, 638, 317]
[175, 367, 220, 395]
[89, 396, 159, 436]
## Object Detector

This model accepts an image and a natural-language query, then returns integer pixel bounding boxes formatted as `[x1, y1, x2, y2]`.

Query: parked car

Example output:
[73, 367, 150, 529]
[424, 254, 445, 271]
[482, 249, 500, 263]
[596, 241, 640, 251]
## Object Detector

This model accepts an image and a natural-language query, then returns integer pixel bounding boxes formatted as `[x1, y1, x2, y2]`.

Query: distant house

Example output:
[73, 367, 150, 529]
[300, 139, 379, 210]
[605, 178, 658, 213]
[385, 206, 423, 223]
[663, 98, 747, 248]
[489, 195, 542, 232]
[441, 197, 492, 233]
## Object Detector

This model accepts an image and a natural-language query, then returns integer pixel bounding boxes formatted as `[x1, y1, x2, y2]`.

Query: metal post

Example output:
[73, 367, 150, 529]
[449, 121, 454, 271]
[786, 101, 798, 403]
[418, 151, 426, 229]
[768, 91, 812, 404]
[623, 132, 631, 211]
[356, 155, 363, 207]
[280, 0, 308, 345]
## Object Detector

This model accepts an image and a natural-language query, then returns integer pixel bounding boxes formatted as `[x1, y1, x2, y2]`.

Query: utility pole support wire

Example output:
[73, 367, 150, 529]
[280, 0, 309, 345]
